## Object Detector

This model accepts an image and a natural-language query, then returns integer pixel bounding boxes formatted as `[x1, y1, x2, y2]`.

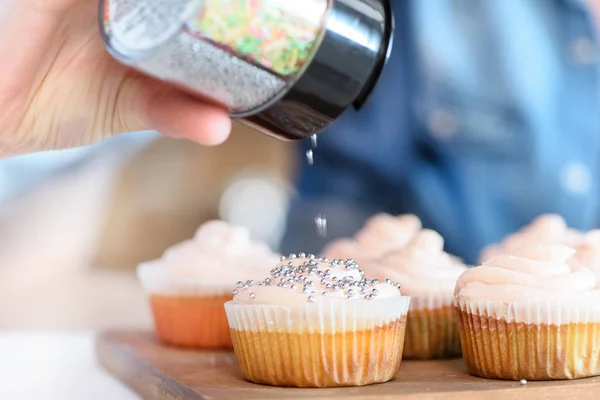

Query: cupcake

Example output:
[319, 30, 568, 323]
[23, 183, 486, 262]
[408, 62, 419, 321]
[225, 254, 410, 387]
[364, 229, 467, 359]
[479, 214, 583, 263]
[137, 220, 279, 348]
[323, 213, 422, 265]
[455, 244, 600, 380]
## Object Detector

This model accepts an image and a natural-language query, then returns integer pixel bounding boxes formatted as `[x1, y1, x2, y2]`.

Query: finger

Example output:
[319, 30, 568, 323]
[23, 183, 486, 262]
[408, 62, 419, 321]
[135, 79, 232, 146]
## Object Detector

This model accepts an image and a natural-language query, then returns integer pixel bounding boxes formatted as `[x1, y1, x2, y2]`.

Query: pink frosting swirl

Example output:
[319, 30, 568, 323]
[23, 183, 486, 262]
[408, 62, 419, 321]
[456, 244, 596, 302]
[323, 214, 422, 264]
[137, 220, 280, 294]
[363, 229, 467, 295]
[479, 214, 584, 263]
[571, 230, 600, 287]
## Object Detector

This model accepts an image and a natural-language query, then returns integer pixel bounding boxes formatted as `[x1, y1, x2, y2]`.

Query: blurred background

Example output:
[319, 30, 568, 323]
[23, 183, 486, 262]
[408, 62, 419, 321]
[0, 124, 297, 331]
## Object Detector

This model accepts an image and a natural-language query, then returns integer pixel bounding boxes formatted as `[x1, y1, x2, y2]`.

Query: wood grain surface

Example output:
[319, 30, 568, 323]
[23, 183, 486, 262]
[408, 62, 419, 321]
[96, 331, 600, 400]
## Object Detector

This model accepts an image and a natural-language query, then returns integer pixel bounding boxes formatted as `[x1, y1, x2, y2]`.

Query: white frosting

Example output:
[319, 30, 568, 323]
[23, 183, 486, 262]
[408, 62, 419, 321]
[136, 220, 280, 296]
[226, 256, 410, 331]
[456, 244, 600, 323]
[323, 214, 422, 264]
[479, 214, 584, 262]
[363, 230, 467, 299]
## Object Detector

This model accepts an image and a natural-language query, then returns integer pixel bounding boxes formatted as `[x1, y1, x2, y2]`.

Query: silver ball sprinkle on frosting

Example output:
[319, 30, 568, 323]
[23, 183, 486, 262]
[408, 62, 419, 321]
[238, 253, 400, 303]
[249, 293, 256, 299]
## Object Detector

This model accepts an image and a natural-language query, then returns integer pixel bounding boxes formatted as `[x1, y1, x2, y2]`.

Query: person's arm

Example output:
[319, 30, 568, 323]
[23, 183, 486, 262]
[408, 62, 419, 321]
[279, 3, 417, 255]
[0, 0, 231, 158]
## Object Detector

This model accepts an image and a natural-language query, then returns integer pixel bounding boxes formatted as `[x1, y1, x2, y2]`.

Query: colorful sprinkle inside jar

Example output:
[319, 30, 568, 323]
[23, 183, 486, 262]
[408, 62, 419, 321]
[186, 0, 328, 77]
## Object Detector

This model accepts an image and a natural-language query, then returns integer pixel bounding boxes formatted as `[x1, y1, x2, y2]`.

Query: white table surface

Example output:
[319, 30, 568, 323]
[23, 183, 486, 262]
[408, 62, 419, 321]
[0, 332, 141, 400]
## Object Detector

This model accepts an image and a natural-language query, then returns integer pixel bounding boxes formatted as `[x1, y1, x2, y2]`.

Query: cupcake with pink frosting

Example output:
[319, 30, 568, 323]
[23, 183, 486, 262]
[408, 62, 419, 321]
[363, 229, 467, 359]
[137, 220, 279, 348]
[225, 254, 410, 387]
[479, 214, 584, 263]
[455, 243, 600, 380]
[323, 213, 422, 265]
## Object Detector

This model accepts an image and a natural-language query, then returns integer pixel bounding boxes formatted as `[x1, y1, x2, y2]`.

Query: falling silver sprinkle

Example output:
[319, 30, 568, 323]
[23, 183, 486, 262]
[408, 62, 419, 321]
[306, 149, 314, 165]
[311, 134, 318, 148]
[520, 379, 527, 385]
[249, 293, 256, 299]
[315, 214, 327, 237]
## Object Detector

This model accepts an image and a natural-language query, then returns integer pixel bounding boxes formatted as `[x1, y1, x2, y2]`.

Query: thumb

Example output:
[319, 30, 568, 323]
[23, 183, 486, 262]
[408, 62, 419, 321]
[116, 74, 232, 146]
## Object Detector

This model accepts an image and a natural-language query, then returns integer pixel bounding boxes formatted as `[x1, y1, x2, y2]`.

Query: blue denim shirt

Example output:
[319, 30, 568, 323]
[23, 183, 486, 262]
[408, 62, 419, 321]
[281, 0, 600, 264]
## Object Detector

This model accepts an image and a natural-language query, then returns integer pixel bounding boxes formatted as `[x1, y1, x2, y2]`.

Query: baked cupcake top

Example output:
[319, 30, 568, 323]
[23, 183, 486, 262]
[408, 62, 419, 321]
[363, 229, 467, 296]
[232, 254, 403, 306]
[137, 220, 280, 296]
[323, 214, 422, 264]
[479, 214, 583, 263]
[456, 244, 596, 303]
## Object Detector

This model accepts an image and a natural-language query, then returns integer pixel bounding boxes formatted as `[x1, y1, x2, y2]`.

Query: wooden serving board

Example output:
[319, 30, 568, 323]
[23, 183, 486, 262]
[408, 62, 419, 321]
[96, 331, 600, 400]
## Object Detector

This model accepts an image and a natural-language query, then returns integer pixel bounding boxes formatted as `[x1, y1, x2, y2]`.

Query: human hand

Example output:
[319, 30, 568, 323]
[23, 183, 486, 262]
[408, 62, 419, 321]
[0, 0, 231, 157]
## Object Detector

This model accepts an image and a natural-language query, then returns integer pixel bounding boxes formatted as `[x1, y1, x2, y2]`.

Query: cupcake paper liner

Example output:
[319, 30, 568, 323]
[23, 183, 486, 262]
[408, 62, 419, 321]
[456, 297, 600, 380]
[150, 294, 233, 348]
[225, 297, 410, 387]
[404, 294, 461, 360]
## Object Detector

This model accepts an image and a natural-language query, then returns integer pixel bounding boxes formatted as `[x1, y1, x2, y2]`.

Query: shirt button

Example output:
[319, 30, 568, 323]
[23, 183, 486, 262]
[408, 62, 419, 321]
[571, 37, 598, 65]
[560, 162, 592, 195]
[428, 108, 459, 140]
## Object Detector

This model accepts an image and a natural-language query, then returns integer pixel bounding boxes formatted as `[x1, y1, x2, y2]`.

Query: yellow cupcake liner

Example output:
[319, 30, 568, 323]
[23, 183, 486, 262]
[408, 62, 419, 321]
[225, 297, 410, 387]
[456, 298, 600, 380]
[404, 294, 461, 360]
